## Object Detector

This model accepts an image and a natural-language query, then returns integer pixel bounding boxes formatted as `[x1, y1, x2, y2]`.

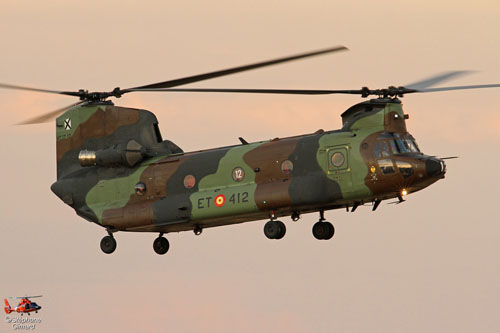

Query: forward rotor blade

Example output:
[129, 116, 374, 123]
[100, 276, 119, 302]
[127, 46, 348, 90]
[0, 82, 81, 97]
[415, 84, 500, 93]
[127, 88, 363, 95]
[405, 71, 474, 90]
[16, 102, 84, 125]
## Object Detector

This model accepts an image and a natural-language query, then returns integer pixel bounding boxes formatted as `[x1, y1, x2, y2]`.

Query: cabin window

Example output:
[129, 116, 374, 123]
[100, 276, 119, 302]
[377, 159, 395, 174]
[232, 167, 245, 182]
[135, 182, 147, 195]
[281, 160, 294, 174]
[183, 175, 196, 189]
[331, 152, 345, 167]
[396, 161, 414, 178]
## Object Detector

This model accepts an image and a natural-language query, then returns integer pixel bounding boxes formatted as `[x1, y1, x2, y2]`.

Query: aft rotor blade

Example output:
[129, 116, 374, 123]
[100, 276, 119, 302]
[126, 46, 348, 90]
[405, 71, 474, 90]
[0, 82, 81, 97]
[415, 84, 500, 93]
[130, 83, 500, 98]
[16, 102, 84, 125]
[127, 88, 363, 95]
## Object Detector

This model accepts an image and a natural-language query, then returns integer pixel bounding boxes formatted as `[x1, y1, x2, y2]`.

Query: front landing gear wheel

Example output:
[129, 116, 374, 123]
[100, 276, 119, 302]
[153, 236, 170, 255]
[100, 235, 117, 254]
[312, 221, 335, 240]
[264, 220, 286, 239]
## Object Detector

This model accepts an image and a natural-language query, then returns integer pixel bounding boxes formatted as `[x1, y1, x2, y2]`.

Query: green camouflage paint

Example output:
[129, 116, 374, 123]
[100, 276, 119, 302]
[190, 143, 261, 220]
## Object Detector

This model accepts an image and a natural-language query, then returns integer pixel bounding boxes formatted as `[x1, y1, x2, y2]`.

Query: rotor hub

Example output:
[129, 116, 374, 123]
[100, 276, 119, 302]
[76, 87, 122, 102]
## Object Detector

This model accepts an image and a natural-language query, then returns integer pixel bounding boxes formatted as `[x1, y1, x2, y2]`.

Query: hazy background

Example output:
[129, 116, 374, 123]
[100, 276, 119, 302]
[1, 1, 499, 332]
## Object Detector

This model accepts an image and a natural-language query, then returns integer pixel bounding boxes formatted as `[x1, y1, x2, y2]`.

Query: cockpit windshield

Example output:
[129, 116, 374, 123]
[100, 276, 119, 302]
[393, 133, 420, 153]
[375, 132, 420, 155]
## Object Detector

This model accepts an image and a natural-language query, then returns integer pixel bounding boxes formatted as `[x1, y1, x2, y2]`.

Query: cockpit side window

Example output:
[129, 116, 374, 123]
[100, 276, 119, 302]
[374, 142, 382, 158]
[381, 142, 390, 157]
[374, 134, 393, 158]
[377, 159, 395, 174]
[396, 161, 414, 178]
[390, 140, 399, 154]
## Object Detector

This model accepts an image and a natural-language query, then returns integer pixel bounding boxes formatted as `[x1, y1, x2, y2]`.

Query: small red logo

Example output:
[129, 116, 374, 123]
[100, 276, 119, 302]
[214, 195, 225, 207]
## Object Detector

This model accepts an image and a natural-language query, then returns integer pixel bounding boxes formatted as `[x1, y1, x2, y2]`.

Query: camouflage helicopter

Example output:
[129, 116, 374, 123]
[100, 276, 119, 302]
[2, 46, 499, 255]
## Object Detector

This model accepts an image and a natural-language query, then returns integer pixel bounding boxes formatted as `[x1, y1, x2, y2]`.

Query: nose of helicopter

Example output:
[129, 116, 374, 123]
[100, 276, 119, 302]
[426, 157, 446, 178]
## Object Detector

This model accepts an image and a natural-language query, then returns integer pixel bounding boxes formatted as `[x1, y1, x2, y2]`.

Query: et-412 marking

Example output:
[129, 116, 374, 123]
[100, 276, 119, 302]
[197, 191, 249, 209]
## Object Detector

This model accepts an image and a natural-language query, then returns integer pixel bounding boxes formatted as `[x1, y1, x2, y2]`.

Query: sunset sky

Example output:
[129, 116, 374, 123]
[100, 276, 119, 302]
[1, 1, 499, 332]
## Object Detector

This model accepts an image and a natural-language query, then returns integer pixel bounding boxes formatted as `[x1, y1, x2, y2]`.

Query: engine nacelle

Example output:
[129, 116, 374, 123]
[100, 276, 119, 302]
[78, 140, 146, 168]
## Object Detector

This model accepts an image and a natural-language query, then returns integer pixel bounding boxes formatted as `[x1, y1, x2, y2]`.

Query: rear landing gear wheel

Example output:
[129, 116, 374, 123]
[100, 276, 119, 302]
[264, 220, 286, 239]
[312, 221, 335, 240]
[100, 235, 117, 254]
[153, 236, 170, 255]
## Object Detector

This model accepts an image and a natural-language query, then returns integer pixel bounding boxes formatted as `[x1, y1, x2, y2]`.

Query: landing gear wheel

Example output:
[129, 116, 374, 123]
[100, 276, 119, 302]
[100, 235, 117, 254]
[264, 220, 286, 239]
[324, 222, 335, 240]
[275, 221, 286, 239]
[153, 236, 170, 255]
[312, 221, 335, 240]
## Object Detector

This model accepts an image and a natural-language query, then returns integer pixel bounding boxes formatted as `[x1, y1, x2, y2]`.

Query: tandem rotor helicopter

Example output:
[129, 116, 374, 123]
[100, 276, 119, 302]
[2, 45, 499, 255]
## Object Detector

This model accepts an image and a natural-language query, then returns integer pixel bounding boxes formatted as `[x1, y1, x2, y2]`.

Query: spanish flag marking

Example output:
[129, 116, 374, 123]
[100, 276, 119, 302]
[214, 194, 226, 207]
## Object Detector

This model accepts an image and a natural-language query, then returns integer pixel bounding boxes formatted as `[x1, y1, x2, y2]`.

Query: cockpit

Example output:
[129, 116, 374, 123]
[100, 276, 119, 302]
[373, 132, 423, 178]
[373, 132, 420, 159]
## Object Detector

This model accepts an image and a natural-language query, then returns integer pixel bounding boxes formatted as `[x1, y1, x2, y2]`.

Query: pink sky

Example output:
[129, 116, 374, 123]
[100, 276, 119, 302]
[1, 1, 499, 332]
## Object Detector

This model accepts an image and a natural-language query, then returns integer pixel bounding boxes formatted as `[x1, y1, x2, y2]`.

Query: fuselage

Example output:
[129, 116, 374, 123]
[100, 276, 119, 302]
[51, 99, 446, 234]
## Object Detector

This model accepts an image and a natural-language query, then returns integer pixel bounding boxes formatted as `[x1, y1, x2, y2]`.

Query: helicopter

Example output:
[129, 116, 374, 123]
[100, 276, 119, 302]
[4, 296, 42, 315]
[2, 45, 499, 255]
